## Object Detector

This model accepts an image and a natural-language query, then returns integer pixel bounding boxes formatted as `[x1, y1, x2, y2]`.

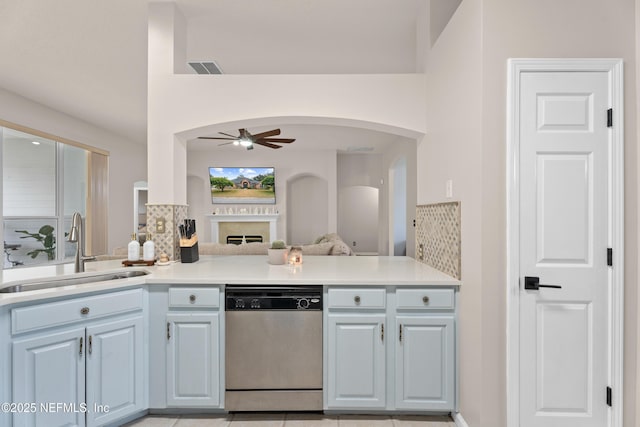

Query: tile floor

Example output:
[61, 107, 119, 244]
[122, 413, 455, 427]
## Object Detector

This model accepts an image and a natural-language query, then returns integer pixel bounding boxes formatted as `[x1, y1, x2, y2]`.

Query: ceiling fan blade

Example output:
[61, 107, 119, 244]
[219, 132, 239, 138]
[198, 136, 236, 140]
[260, 138, 295, 143]
[251, 129, 281, 140]
[218, 142, 235, 146]
[254, 140, 282, 149]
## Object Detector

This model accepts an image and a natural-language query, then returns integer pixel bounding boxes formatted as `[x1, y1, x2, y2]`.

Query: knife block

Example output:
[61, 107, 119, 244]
[179, 236, 199, 263]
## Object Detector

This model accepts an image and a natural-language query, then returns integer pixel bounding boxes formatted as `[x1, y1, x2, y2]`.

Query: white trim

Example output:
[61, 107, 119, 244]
[506, 58, 624, 427]
[453, 412, 469, 427]
[206, 213, 279, 243]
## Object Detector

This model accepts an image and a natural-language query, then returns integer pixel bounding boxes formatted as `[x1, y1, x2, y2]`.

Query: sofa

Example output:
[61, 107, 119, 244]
[108, 233, 354, 259]
[199, 233, 354, 256]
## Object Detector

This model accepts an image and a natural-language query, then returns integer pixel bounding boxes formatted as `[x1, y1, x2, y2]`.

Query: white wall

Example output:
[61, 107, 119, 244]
[337, 153, 382, 254]
[338, 186, 379, 253]
[287, 175, 329, 245]
[186, 147, 337, 243]
[422, 0, 639, 426]
[421, 1, 483, 423]
[147, 2, 427, 206]
[0, 87, 147, 255]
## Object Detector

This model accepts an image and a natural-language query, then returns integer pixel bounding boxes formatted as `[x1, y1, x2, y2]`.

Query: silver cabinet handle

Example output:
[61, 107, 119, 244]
[381, 323, 384, 342]
[399, 324, 403, 342]
[79, 337, 83, 356]
[167, 322, 171, 340]
[80, 307, 90, 315]
[354, 295, 361, 305]
[88, 335, 92, 355]
[422, 296, 429, 304]
[189, 294, 196, 303]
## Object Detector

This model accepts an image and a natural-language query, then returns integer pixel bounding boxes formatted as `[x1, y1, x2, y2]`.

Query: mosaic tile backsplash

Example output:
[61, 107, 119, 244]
[415, 202, 461, 279]
[147, 204, 188, 261]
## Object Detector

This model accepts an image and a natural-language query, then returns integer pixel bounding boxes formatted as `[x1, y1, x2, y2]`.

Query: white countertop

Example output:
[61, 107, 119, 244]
[0, 256, 460, 306]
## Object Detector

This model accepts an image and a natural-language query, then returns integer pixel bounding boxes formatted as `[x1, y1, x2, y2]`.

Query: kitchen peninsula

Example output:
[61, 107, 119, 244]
[0, 255, 460, 427]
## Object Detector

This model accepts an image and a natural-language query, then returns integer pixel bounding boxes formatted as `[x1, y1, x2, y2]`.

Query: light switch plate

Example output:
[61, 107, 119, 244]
[446, 180, 453, 198]
[156, 217, 166, 234]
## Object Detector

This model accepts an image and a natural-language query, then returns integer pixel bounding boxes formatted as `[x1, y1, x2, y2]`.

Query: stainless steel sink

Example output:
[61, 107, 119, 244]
[0, 270, 149, 293]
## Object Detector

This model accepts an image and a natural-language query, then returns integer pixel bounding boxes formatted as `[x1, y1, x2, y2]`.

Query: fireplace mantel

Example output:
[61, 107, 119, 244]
[206, 214, 279, 244]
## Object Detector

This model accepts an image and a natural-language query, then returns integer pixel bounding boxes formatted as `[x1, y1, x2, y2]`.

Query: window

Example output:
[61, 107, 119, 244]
[2, 126, 94, 268]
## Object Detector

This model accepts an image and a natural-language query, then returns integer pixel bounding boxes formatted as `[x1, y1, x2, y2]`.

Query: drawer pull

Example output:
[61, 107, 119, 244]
[354, 295, 361, 305]
[189, 294, 196, 303]
[80, 307, 90, 315]
[422, 296, 430, 304]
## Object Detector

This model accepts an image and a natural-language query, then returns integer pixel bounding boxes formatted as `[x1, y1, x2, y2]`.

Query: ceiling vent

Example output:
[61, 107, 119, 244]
[188, 61, 223, 75]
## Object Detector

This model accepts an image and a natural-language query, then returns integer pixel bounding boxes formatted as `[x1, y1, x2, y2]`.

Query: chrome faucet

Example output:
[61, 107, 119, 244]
[68, 212, 96, 273]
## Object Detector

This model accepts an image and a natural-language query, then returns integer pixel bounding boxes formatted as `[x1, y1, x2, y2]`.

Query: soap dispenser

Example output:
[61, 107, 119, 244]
[128, 233, 140, 261]
[143, 232, 155, 261]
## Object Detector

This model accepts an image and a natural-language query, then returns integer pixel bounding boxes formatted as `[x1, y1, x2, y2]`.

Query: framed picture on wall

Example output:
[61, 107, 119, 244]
[209, 167, 276, 204]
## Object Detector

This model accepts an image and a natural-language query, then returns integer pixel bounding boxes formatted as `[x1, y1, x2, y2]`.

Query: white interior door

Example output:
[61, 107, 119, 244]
[518, 70, 611, 427]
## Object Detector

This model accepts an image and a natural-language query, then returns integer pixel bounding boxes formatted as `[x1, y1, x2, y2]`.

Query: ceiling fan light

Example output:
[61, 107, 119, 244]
[233, 140, 240, 146]
[240, 138, 252, 147]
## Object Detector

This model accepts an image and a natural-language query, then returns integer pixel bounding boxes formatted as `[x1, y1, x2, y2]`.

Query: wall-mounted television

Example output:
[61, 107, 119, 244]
[209, 167, 276, 204]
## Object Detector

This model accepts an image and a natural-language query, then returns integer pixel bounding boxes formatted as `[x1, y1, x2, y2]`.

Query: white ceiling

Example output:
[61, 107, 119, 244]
[0, 0, 423, 148]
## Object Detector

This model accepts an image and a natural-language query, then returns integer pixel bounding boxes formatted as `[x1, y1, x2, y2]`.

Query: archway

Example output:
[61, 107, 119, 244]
[286, 174, 328, 245]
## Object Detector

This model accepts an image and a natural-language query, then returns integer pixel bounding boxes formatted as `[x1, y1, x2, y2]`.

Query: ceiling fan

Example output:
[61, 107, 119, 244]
[197, 128, 295, 150]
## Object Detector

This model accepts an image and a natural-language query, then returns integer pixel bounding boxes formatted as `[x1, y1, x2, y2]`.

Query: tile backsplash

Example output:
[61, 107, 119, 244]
[146, 204, 188, 261]
[415, 202, 461, 280]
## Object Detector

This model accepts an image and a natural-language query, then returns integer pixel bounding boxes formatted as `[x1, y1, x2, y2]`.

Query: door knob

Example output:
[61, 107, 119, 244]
[524, 276, 562, 290]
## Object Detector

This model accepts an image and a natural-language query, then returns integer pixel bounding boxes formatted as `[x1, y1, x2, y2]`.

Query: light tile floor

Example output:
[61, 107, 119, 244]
[122, 413, 455, 427]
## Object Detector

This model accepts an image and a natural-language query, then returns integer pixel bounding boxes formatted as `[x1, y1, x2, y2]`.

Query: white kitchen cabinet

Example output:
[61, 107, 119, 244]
[166, 312, 220, 407]
[10, 288, 145, 427]
[327, 313, 386, 409]
[85, 316, 144, 426]
[13, 327, 86, 427]
[326, 286, 458, 413]
[395, 315, 455, 411]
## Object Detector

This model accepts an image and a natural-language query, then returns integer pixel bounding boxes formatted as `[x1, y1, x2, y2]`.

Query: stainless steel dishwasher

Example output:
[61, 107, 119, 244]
[225, 286, 323, 411]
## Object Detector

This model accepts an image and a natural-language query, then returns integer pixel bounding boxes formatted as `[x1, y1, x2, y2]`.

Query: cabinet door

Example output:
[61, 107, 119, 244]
[166, 313, 220, 407]
[327, 314, 386, 409]
[13, 327, 86, 427]
[395, 316, 455, 411]
[85, 316, 144, 427]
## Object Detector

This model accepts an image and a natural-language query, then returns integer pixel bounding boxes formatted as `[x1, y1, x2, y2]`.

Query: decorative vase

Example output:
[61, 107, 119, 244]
[267, 248, 289, 265]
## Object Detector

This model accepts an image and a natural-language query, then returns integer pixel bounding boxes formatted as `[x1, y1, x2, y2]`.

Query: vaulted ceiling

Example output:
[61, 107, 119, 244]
[0, 1, 450, 149]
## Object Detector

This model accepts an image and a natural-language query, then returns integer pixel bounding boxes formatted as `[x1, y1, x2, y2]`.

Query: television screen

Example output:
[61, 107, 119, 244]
[209, 167, 276, 204]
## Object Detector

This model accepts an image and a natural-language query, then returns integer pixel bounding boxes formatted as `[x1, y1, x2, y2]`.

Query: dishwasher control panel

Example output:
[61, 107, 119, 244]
[225, 286, 323, 310]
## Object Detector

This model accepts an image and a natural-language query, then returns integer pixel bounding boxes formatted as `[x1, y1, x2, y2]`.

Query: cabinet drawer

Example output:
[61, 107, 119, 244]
[168, 287, 220, 308]
[328, 288, 385, 309]
[11, 288, 143, 335]
[396, 288, 454, 310]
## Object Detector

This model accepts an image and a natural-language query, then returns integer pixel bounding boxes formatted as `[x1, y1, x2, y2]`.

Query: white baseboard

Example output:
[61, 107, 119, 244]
[453, 412, 469, 427]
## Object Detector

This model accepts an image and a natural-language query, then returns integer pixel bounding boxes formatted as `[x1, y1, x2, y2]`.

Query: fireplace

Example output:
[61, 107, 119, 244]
[207, 213, 279, 244]
[227, 235, 264, 245]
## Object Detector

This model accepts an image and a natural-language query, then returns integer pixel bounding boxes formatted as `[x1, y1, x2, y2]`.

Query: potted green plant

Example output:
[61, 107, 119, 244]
[15, 225, 57, 260]
[267, 240, 288, 265]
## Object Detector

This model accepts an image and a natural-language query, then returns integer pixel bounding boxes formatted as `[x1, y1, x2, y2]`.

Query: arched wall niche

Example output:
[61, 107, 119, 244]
[286, 173, 329, 245]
